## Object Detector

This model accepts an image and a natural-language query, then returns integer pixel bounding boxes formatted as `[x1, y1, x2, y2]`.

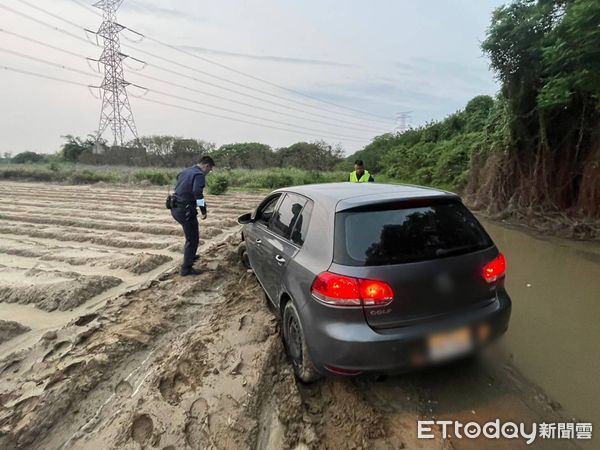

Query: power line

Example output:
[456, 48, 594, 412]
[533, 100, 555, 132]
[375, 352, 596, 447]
[137, 98, 369, 143]
[146, 87, 369, 141]
[14, 0, 392, 127]
[0, 6, 389, 133]
[0, 46, 100, 79]
[67, 0, 392, 122]
[0, 28, 387, 134]
[120, 42, 391, 129]
[0, 64, 89, 87]
[0, 3, 94, 46]
[130, 72, 379, 134]
[1, 49, 371, 142]
[143, 35, 392, 122]
[0, 28, 90, 60]
[0, 64, 370, 143]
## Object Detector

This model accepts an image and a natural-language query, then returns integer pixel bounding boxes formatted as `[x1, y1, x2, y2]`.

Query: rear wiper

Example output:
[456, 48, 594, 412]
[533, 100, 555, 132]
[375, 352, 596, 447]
[435, 245, 477, 257]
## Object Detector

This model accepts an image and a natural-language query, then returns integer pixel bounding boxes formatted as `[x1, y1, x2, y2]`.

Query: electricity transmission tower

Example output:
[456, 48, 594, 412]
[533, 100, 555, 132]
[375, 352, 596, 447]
[89, 0, 140, 146]
[395, 111, 412, 133]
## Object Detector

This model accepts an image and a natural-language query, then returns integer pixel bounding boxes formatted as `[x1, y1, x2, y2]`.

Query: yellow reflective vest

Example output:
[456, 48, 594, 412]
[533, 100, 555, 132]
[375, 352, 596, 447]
[349, 170, 372, 182]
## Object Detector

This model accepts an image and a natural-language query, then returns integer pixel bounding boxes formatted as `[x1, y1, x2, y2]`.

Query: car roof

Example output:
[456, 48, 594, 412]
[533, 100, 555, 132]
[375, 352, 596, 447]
[276, 182, 458, 211]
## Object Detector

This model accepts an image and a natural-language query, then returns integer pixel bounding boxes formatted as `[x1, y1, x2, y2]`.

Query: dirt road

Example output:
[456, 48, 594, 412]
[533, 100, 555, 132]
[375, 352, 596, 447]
[0, 182, 586, 449]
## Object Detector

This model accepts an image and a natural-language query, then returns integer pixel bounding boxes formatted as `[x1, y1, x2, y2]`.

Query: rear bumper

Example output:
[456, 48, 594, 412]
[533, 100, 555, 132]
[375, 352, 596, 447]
[303, 289, 512, 375]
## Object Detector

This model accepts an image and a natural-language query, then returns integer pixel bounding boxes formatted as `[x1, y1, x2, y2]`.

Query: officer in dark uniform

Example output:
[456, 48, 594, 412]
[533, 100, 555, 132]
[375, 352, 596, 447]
[171, 156, 215, 276]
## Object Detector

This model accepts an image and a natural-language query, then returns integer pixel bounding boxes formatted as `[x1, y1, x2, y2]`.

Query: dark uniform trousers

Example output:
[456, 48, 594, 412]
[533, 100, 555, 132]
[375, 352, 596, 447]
[171, 204, 199, 270]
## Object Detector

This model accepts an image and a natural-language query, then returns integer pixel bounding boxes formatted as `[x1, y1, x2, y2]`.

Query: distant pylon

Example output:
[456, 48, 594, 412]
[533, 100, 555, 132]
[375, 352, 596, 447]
[395, 111, 412, 133]
[90, 0, 139, 146]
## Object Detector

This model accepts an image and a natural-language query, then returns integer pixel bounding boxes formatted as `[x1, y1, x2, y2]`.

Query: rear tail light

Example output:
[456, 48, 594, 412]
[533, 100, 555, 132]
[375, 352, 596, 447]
[311, 271, 394, 307]
[482, 253, 506, 283]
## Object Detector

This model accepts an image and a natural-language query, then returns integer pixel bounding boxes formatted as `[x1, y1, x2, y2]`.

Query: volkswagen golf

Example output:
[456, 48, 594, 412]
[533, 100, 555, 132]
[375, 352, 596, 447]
[237, 183, 511, 382]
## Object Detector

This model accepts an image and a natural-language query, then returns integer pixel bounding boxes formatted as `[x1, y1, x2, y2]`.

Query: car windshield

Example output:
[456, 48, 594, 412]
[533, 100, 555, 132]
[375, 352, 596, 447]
[334, 200, 493, 266]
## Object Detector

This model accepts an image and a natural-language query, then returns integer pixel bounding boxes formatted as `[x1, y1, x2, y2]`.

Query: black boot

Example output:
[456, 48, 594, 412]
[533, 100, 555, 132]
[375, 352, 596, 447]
[180, 266, 201, 276]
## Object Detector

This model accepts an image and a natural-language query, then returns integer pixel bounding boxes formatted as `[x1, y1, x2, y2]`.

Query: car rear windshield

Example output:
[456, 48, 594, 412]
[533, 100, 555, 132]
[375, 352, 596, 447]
[334, 199, 493, 266]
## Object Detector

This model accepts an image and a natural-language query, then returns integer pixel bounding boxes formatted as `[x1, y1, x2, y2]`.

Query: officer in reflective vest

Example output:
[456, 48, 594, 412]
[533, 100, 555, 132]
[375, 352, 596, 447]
[171, 156, 215, 276]
[348, 159, 375, 183]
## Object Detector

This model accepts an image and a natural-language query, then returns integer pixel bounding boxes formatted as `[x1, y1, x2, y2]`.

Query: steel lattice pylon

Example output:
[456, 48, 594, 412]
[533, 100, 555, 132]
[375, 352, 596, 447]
[93, 0, 138, 146]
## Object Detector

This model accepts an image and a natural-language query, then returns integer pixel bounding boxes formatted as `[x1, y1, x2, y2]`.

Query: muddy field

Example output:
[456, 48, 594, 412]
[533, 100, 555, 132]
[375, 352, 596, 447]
[0, 182, 587, 449]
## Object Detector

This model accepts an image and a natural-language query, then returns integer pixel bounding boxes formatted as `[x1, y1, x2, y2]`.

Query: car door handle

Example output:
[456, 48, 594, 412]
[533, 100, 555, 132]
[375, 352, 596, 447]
[275, 255, 286, 264]
[255, 239, 262, 245]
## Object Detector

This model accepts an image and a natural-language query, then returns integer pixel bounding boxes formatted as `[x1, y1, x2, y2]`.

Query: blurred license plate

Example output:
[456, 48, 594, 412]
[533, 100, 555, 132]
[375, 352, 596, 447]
[428, 327, 472, 361]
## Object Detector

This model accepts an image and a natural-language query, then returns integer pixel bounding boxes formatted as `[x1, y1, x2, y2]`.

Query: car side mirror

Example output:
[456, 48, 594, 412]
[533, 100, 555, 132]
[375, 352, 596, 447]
[237, 212, 253, 225]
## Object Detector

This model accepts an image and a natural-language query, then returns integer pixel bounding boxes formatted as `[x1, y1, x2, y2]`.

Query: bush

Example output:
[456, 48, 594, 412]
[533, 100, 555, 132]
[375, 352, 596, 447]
[0, 166, 57, 181]
[70, 170, 117, 184]
[207, 174, 230, 195]
[12, 151, 48, 164]
[133, 170, 174, 185]
[260, 173, 294, 189]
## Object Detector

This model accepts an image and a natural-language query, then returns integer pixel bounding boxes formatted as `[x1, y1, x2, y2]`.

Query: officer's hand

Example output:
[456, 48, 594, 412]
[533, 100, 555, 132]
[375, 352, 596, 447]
[201, 213, 207, 220]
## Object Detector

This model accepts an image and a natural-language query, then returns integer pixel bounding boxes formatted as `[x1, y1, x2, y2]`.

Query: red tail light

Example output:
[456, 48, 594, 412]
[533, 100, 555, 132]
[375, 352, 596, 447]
[482, 253, 506, 283]
[311, 272, 394, 307]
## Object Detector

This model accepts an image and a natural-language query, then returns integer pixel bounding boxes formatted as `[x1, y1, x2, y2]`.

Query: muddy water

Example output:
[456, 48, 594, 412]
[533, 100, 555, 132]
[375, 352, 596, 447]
[482, 220, 600, 426]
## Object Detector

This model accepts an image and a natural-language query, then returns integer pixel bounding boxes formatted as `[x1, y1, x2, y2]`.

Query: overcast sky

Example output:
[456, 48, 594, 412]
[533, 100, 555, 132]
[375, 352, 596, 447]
[0, 0, 505, 155]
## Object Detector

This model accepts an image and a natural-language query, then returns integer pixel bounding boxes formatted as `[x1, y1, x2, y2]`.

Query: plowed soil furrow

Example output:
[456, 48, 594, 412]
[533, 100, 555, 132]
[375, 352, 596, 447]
[0, 212, 241, 238]
[0, 248, 173, 279]
[0, 232, 171, 255]
[0, 223, 173, 250]
[1, 183, 263, 203]
[3, 188, 258, 209]
[0, 183, 255, 368]
[5, 199, 252, 217]
[0, 213, 181, 236]
[0, 206, 172, 225]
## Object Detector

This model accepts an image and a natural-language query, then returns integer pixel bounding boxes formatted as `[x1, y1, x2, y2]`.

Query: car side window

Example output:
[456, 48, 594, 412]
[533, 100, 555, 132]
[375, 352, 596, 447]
[255, 195, 281, 226]
[290, 201, 313, 246]
[270, 194, 307, 240]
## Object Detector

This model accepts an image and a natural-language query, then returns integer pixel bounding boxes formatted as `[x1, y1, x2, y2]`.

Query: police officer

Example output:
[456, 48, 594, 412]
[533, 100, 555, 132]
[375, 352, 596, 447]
[171, 156, 215, 276]
[348, 159, 375, 182]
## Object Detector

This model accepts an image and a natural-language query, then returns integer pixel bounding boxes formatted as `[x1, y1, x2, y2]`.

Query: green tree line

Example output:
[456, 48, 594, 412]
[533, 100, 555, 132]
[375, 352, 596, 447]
[2, 136, 345, 172]
[343, 0, 599, 218]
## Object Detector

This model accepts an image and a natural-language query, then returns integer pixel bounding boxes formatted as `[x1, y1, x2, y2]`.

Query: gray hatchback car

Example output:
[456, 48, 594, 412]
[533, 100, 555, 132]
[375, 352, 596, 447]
[237, 183, 511, 382]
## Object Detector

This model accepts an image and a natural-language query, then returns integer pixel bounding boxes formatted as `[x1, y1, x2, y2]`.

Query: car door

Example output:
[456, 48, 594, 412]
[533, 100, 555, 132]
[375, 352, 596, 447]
[259, 193, 308, 302]
[245, 194, 282, 291]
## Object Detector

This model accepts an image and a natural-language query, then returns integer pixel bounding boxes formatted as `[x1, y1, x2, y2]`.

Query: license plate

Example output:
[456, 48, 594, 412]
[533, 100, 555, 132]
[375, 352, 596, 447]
[428, 327, 473, 362]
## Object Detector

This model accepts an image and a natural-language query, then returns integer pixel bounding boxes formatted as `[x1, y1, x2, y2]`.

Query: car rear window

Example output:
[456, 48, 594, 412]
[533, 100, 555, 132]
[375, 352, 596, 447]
[334, 199, 493, 266]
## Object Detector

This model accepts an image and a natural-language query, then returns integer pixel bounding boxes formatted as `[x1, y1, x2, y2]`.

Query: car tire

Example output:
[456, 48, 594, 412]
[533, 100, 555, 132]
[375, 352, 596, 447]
[282, 301, 321, 383]
[237, 241, 251, 269]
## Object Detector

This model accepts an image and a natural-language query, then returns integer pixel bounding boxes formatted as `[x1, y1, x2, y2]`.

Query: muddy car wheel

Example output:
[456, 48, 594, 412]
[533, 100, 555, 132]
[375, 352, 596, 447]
[237, 242, 251, 269]
[282, 301, 320, 383]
